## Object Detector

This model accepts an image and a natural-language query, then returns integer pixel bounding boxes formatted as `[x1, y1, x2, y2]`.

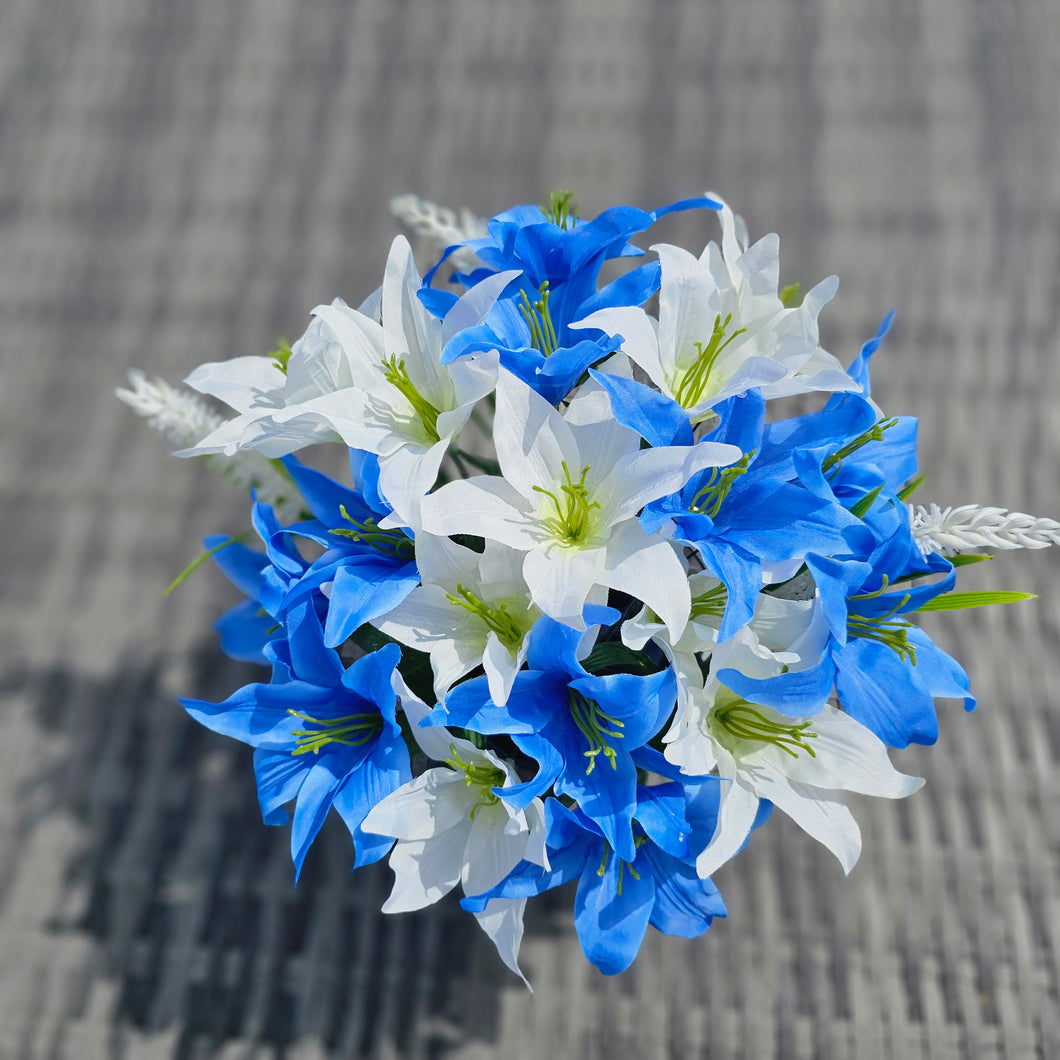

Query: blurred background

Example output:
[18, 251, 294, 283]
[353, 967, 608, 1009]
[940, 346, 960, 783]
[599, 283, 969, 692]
[1, 1, 1058, 1057]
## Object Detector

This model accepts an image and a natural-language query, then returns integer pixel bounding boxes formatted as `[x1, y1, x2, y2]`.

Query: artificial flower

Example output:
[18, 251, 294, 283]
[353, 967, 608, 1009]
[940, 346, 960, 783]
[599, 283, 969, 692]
[419, 370, 740, 637]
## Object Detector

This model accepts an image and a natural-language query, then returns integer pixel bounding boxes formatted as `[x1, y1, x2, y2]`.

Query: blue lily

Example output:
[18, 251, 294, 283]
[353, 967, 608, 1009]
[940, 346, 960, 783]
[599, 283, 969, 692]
[805, 533, 974, 747]
[461, 775, 729, 976]
[758, 314, 918, 527]
[637, 389, 865, 640]
[427, 197, 720, 404]
[183, 601, 412, 875]
[203, 494, 318, 664]
[273, 453, 420, 648]
[426, 608, 676, 864]
[438, 285, 624, 405]
[206, 533, 284, 665]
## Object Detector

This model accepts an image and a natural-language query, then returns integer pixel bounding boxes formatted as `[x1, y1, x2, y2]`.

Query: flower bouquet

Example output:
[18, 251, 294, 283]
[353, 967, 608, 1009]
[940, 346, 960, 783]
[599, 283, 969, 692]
[118, 191, 1059, 983]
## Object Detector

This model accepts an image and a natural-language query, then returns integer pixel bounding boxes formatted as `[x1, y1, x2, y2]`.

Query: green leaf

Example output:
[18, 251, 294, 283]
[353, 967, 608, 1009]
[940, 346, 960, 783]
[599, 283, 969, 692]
[268, 456, 298, 485]
[949, 553, 994, 567]
[270, 338, 293, 373]
[451, 448, 502, 475]
[583, 641, 659, 675]
[897, 474, 926, 501]
[163, 533, 251, 596]
[451, 534, 486, 554]
[849, 483, 884, 520]
[460, 728, 488, 750]
[917, 590, 1036, 612]
[348, 623, 395, 655]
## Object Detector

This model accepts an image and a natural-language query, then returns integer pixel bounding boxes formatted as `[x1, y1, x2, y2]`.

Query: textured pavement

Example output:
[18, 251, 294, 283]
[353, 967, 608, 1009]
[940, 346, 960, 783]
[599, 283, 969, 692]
[0, 2, 1058, 1057]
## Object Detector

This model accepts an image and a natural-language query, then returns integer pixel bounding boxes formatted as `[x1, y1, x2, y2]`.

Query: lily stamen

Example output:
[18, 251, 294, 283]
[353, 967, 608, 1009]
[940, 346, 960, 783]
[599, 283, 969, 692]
[673, 313, 748, 409]
[712, 699, 818, 759]
[518, 282, 559, 356]
[822, 417, 899, 477]
[569, 689, 625, 774]
[329, 505, 415, 559]
[532, 461, 600, 544]
[287, 709, 383, 755]
[446, 744, 506, 820]
[688, 451, 754, 517]
[445, 583, 525, 648]
[690, 583, 729, 620]
[381, 354, 442, 441]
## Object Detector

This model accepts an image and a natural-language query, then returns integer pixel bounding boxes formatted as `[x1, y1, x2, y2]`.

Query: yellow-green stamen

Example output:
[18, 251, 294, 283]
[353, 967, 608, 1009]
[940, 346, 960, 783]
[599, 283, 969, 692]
[688, 451, 754, 517]
[690, 583, 728, 621]
[846, 609, 916, 662]
[518, 282, 559, 356]
[445, 584, 526, 648]
[846, 580, 917, 663]
[847, 577, 917, 661]
[822, 417, 899, 477]
[381, 354, 442, 442]
[545, 190, 579, 230]
[672, 313, 748, 409]
[595, 837, 646, 895]
[569, 689, 625, 774]
[712, 699, 818, 759]
[446, 744, 506, 820]
[532, 461, 600, 545]
[329, 504, 414, 560]
[271, 339, 293, 374]
[287, 709, 383, 755]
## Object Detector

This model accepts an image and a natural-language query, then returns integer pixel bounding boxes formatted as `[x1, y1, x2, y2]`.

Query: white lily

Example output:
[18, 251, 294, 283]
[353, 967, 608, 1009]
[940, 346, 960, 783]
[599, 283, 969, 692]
[623, 573, 829, 674]
[182, 236, 517, 524]
[573, 194, 856, 423]
[418, 371, 741, 638]
[116, 369, 301, 521]
[361, 684, 548, 986]
[296, 238, 517, 523]
[621, 571, 731, 657]
[468, 896, 532, 988]
[663, 630, 923, 878]
[180, 299, 366, 457]
[372, 533, 540, 706]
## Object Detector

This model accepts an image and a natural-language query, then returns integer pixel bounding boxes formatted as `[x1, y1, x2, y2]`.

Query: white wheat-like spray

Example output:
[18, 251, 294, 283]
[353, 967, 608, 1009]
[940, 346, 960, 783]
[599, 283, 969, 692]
[390, 194, 488, 273]
[910, 502, 1060, 556]
[116, 370, 302, 522]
